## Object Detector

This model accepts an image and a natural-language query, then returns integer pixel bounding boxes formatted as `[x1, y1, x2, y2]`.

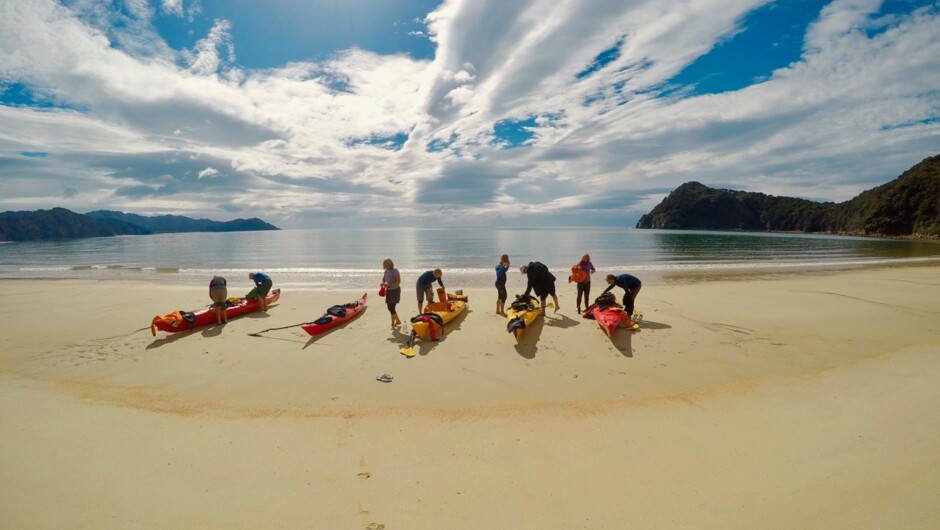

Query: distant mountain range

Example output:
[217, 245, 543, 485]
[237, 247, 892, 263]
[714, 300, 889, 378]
[636, 155, 940, 238]
[0, 208, 279, 242]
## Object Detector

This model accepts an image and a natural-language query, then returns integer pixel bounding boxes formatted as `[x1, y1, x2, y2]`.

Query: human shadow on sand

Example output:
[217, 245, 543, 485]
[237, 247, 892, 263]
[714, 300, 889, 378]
[545, 313, 579, 329]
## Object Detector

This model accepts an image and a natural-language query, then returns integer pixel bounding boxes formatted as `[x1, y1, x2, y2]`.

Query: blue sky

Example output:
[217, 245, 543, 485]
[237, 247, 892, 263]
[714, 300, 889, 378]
[1, 0, 938, 227]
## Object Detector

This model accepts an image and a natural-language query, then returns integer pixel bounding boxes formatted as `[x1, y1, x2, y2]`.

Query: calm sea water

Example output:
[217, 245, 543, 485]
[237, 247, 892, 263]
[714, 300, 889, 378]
[1, 227, 938, 289]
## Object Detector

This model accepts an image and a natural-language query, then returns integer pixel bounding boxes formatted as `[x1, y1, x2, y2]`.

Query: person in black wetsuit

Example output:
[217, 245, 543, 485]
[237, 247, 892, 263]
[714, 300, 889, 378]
[520, 261, 560, 316]
[602, 273, 642, 318]
[495, 254, 510, 315]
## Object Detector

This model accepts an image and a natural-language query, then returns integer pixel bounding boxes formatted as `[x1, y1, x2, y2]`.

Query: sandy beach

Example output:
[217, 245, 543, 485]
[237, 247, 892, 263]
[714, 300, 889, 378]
[1, 264, 939, 529]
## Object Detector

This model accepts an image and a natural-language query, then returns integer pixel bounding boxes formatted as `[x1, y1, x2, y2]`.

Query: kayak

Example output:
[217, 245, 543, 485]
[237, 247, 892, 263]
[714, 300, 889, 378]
[400, 290, 468, 357]
[583, 303, 638, 337]
[506, 294, 541, 339]
[301, 293, 368, 336]
[150, 289, 281, 335]
[411, 292, 468, 339]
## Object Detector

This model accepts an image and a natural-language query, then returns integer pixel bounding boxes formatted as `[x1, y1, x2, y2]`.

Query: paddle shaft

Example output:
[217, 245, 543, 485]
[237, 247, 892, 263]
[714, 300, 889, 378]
[249, 321, 313, 336]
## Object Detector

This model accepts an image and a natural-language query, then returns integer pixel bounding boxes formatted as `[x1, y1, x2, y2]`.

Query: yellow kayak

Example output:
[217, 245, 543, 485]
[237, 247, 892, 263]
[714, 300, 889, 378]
[411, 296, 467, 339]
[400, 291, 468, 357]
[506, 294, 540, 339]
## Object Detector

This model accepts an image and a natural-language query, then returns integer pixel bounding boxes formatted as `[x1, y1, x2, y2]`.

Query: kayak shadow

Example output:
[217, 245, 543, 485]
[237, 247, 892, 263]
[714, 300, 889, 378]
[609, 330, 635, 358]
[146, 331, 193, 349]
[513, 316, 545, 359]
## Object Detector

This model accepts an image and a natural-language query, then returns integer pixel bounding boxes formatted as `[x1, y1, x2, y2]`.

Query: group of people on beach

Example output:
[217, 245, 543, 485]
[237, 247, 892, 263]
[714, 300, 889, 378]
[207, 272, 274, 325]
[378, 255, 642, 331]
[203, 257, 641, 330]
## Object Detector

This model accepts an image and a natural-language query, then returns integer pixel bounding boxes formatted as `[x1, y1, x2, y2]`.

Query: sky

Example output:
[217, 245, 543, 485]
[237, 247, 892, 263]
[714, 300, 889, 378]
[1, 0, 938, 228]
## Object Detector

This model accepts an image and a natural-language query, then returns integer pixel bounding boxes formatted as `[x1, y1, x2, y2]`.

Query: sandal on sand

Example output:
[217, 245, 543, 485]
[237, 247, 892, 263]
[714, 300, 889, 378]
[376, 374, 394, 383]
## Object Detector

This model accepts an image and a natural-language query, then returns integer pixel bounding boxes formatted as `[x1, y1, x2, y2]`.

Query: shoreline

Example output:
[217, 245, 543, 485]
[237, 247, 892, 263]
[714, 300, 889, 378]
[2, 264, 939, 528]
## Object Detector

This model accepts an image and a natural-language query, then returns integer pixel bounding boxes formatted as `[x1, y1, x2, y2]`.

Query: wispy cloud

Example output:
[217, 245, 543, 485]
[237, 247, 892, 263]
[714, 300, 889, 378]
[0, 0, 937, 226]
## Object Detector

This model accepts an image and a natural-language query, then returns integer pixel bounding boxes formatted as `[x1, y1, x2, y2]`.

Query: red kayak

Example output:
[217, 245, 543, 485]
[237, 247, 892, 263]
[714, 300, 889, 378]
[582, 298, 638, 338]
[301, 293, 368, 336]
[150, 289, 281, 335]
[583, 304, 638, 337]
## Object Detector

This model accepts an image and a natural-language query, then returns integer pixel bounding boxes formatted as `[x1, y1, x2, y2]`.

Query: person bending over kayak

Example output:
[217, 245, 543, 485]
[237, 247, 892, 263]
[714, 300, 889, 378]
[521, 261, 560, 316]
[416, 268, 444, 313]
[602, 273, 642, 318]
[209, 275, 228, 325]
[248, 271, 273, 312]
[495, 254, 510, 316]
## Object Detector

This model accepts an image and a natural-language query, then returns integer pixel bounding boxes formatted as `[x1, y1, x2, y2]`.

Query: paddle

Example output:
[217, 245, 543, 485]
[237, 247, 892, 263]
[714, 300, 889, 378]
[248, 321, 314, 337]
[399, 330, 418, 358]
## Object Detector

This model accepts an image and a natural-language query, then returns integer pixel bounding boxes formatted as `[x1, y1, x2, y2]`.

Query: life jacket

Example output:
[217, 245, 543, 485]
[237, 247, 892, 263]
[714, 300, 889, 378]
[411, 313, 444, 340]
[594, 292, 617, 306]
[507, 316, 526, 334]
[326, 305, 347, 318]
[568, 264, 587, 283]
[150, 311, 184, 336]
[510, 294, 535, 312]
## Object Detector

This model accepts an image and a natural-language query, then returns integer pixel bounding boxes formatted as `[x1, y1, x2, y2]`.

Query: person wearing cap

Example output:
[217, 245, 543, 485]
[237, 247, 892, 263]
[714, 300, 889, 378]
[520, 261, 559, 316]
[602, 273, 642, 318]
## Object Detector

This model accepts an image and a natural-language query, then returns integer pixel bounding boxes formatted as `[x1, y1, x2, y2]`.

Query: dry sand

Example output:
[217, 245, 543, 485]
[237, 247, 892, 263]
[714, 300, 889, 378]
[1, 264, 939, 529]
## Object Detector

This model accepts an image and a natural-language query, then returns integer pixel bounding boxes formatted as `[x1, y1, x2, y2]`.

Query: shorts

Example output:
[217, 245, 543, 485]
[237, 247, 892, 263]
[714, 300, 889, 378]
[209, 286, 228, 307]
[256, 278, 273, 297]
[385, 286, 401, 305]
[416, 284, 434, 305]
[534, 283, 556, 299]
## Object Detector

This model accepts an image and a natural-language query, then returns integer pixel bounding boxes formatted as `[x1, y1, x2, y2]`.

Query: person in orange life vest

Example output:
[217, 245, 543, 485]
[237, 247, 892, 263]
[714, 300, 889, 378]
[573, 253, 596, 314]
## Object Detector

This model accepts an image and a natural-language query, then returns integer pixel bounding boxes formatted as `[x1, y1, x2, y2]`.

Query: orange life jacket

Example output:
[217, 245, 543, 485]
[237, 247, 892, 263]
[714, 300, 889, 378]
[568, 264, 587, 283]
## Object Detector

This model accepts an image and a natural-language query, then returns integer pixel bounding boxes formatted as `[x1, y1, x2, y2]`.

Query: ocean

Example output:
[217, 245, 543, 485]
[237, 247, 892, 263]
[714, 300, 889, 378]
[1, 227, 938, 290]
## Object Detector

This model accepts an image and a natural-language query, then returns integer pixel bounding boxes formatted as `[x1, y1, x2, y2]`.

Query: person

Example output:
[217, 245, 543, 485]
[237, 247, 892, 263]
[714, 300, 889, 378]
[574, 253, 596, 314]
[495, 254, 510, 315]
[209, 275, 228, 325]
[416, 268, 444, 313]
[602, 273, 642, 318]
[520, 261, 559, 316]
[381, 258, 402, 330]
[248, 271, 273, 312]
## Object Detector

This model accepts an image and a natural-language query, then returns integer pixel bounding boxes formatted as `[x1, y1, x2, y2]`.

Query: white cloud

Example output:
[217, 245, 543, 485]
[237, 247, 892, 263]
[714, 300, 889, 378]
[0, 0, 938, 226]
[184, 19, 235, 75]
[161, 0, 184, 18]
[197, 167, 220, 179]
